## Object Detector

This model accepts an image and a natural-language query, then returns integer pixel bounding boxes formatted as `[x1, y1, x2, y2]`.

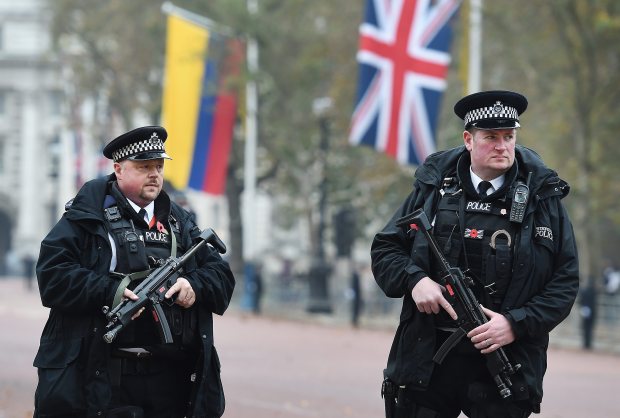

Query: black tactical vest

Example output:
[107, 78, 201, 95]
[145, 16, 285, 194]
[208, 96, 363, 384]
[432, 185, 515, 311]
[431, 178, 517, 332]
[104, 183, 198, 352]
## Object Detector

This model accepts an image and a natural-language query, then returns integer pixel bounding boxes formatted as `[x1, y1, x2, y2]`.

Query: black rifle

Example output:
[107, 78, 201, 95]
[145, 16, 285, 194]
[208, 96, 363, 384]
[102, 228, 227, 344]
[396, 209, 520, 399]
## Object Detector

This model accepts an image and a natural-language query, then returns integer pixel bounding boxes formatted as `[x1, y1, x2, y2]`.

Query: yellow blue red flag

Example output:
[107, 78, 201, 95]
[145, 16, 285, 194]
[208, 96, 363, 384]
[162, 13, 243, 194]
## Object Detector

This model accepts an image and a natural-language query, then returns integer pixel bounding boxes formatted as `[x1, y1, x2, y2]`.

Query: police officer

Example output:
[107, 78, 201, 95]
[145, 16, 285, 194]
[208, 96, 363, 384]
[372, 91, 579, 418]
[33, 126, 235, 417]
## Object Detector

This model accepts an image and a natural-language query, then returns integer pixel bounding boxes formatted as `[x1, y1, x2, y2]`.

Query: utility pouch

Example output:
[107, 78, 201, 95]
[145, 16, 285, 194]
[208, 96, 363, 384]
[382, 377, 440, 418]
[484, 229, 513, 309]
[382, 377, 398, 418]
[395, 388, 415, 418]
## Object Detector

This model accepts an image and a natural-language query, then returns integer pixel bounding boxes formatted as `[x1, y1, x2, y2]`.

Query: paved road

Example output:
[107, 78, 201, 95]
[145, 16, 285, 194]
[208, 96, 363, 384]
[1, 277, 619, 418]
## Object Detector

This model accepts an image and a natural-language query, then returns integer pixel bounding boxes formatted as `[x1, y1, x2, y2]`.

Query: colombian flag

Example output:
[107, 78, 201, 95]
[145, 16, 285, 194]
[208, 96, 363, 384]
[162, 13, 243, 195]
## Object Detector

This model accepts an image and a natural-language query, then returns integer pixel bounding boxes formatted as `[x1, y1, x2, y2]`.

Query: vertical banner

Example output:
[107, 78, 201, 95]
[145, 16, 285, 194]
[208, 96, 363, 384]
[349, 0, 461, 165]
[162, 12, 243, 194]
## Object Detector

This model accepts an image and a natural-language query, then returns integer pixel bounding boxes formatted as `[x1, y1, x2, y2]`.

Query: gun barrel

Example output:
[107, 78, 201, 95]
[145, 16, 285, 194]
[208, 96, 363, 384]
[103, 325, 121, 343]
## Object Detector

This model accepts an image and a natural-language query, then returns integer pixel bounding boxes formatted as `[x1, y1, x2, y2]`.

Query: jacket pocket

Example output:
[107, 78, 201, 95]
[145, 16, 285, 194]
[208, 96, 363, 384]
[205, 345, 225, 417]
[33, 337, 85, 414]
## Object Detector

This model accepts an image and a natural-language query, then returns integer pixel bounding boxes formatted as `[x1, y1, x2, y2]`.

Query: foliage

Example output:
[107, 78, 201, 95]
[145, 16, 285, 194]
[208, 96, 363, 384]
[480, 0, 620, 276]
[45, 0, 620, 273]
[45, 0, 166, 134]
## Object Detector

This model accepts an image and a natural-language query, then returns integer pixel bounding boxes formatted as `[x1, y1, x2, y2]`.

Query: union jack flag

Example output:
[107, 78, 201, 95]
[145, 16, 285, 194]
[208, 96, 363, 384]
[349, 0, 461, 165]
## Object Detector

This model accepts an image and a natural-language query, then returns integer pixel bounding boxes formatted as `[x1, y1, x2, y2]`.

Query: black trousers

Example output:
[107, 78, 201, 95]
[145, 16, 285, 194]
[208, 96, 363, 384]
[110, 356, 194, 418]
[406, 335, 532, 418]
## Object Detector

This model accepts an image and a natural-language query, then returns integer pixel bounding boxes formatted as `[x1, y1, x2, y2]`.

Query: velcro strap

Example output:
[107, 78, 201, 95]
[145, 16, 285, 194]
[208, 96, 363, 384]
[495, 244, 512, 280]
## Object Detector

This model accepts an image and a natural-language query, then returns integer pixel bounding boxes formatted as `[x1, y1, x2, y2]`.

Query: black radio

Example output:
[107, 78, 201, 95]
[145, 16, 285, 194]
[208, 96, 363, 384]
[510, 173, 531, 223]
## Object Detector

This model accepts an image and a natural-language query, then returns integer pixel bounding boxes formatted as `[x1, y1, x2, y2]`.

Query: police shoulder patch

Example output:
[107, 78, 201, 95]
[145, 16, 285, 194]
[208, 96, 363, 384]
[534, 226, 553, 242]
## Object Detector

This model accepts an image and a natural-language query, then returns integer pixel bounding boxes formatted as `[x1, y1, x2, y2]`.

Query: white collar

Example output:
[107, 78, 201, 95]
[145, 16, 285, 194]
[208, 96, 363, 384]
[469, 167, 505, 193]
[127, 199, 155, 223]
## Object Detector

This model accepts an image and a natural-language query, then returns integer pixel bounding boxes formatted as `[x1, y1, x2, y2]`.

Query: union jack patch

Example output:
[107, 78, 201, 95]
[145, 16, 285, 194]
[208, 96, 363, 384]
[464, 228, 484, 239]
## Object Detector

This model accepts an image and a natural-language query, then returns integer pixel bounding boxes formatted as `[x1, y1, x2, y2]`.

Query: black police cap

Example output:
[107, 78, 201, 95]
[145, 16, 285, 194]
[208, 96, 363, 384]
[454, 90, 528, 130]
[103, 126, 172, 162]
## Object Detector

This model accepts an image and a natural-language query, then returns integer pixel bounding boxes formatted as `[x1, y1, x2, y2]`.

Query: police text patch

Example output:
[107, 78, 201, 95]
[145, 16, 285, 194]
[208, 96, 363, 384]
[466, 201, 492, 213]
[535, 226, 553, 242]
[144, 231, 170, 244]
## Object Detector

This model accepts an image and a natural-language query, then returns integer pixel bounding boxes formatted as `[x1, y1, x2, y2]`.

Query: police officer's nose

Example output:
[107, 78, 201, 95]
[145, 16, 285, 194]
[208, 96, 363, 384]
[147, 166, 160, 176]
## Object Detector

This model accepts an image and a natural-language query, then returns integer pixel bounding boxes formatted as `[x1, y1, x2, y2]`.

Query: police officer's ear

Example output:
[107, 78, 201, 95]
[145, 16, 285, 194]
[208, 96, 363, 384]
[463, 130, 474, 151]
[113, 161, 123, 177]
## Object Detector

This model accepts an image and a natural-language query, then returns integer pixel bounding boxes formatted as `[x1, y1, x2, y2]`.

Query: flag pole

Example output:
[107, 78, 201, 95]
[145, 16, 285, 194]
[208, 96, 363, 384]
[243, 0, 259, 263]
[161, 1, 233, 34]
[467, 0, 482, 93]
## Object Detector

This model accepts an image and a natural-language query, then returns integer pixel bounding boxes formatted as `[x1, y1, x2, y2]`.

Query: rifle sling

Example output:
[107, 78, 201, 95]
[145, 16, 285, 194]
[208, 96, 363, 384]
[112, 270, 152, 309]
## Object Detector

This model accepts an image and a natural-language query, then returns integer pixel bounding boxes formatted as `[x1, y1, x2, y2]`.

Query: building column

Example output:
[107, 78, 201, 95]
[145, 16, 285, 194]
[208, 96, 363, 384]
[15, 89, 46, 256]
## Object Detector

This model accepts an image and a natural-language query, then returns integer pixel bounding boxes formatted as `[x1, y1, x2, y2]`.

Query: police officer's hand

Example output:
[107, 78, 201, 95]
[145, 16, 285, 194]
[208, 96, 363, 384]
[123, 288, 145, 320]
[411, 277, 458, 320]
[165, 277, 196, 308]
[467, 305, 515, 354]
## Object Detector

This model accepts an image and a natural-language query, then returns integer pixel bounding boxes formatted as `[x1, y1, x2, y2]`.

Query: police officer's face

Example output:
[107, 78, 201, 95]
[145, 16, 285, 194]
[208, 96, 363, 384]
[464, 128, 516, 180]
[114, 159, 164, 207]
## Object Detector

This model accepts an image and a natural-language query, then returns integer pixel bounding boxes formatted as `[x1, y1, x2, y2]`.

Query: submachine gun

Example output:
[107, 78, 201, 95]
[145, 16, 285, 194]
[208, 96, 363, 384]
[396, 209, 521, 399]
[102, 228, 227, 344]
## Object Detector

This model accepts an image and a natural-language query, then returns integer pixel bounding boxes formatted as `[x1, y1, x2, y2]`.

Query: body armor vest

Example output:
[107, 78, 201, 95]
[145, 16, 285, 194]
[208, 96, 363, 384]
[431, 180, 516, 324]
[104, 190, 199, 354]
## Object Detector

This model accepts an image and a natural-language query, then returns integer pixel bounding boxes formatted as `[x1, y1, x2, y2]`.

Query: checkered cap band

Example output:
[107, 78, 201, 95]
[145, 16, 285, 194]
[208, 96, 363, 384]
[111, 133, 166, 161]
[464, 101, 519, 126]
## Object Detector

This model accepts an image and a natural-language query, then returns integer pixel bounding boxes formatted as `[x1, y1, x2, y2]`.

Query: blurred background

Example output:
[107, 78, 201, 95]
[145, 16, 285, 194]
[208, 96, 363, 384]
[1, 0, 620, 372]
[3, 0, 620, 417]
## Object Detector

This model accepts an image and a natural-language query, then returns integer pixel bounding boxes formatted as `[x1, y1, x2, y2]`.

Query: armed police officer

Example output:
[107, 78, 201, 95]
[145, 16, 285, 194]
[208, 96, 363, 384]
[33, 126, 235, 418]
[372, 91, 579, 418]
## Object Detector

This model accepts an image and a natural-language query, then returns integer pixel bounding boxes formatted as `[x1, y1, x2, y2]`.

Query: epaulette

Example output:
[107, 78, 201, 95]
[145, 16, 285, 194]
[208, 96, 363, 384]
[537, 178, 569, 199]
[64, 199, 74, 211]
[440, 176, 461, 196]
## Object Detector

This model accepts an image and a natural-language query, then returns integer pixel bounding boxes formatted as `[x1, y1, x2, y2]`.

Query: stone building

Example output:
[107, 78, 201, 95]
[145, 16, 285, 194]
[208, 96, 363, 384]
[0, 0, 68, 274]
[0, 0, 279, 280]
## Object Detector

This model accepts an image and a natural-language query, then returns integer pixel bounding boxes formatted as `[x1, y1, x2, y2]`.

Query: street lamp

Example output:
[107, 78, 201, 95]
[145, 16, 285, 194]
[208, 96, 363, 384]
[307, 97, 333, 314]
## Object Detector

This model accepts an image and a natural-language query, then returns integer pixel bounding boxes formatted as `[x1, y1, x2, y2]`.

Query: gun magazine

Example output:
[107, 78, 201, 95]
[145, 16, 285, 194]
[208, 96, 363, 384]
[432, 328, 466, 364]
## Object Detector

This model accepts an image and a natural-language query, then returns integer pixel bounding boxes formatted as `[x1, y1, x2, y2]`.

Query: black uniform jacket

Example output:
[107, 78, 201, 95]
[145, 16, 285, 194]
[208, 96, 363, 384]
[33, 175, 235, 418]
[371, 145, 579, 411]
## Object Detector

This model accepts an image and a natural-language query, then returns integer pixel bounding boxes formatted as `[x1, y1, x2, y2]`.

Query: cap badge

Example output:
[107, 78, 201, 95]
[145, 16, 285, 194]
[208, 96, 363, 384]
[149, 133, 159, 143]
[492, 101, 504, 114]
